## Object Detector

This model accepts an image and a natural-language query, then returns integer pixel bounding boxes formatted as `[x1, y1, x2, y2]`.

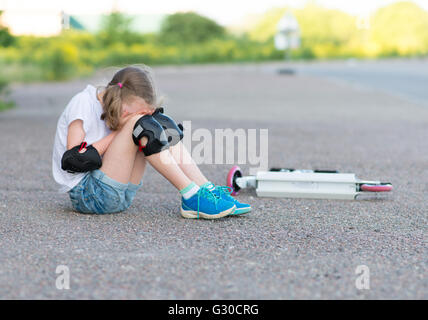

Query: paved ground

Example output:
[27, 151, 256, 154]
[296, 59, 428, 107]
[0, 60, 427, 299]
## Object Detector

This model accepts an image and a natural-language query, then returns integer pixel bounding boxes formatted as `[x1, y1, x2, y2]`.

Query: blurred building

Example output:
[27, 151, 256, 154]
[70, 14, 165, 33]
[0, 9, 165, 36]
[1, 9, 65, 36]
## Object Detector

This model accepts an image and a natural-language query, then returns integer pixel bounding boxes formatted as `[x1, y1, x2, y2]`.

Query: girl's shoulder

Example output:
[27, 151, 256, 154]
[63, 85, 101, 126]
[66, 85, 98, 110]
[71, 84, 97, 102]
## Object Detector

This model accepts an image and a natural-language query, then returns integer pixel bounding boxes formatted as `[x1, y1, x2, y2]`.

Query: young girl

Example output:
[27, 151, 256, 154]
[52, 65, 251, 219]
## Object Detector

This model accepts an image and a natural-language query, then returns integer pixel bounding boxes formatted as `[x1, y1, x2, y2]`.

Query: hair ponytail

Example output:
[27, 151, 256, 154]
[100, 84, 123, 130]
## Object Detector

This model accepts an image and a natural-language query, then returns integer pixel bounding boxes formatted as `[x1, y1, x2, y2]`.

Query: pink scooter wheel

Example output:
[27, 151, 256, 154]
[360, 184, 393, 192]
[227, 165, 242, 196]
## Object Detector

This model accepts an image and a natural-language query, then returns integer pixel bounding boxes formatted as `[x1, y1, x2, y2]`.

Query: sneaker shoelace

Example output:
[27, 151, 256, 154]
[215, 186, 236, 203]
[196, 186, 220, 219]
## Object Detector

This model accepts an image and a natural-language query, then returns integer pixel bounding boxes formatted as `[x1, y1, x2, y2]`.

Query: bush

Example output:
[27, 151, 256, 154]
[0, 11, 15, 47]
[249, 2, 428, 59]
[249, 4, 357, 59]
[38, 42, 81, 80]
[369, 1, 428, 56]
[0, 34, 284, 82]
[0, 77, 14, 111]
[97, 11, 143, 46]
[2, 3, 427, 83]
[0, 77, 8, 96]
[159, 12, 225, 44]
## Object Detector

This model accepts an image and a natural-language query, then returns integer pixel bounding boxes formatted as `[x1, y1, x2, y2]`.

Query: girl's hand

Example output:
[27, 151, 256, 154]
[118, 111, 136, 128]
[118, 109, 154, 130]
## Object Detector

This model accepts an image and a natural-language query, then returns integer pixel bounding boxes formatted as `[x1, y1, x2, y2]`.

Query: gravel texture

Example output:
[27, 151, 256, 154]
[0, 61, 427, 299]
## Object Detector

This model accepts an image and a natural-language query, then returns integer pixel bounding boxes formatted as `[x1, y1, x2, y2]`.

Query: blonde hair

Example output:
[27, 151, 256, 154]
[99, 65, 162, 130]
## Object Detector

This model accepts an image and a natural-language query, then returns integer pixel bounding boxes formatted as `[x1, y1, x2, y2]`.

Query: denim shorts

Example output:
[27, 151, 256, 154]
[68, 169, 142, 214]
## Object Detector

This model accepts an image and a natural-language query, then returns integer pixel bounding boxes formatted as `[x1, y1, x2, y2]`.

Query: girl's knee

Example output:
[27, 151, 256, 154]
[120, 114, 145, 132]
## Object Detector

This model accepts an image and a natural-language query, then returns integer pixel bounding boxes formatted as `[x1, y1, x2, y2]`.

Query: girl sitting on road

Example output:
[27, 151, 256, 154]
[52, 65, 251, 219]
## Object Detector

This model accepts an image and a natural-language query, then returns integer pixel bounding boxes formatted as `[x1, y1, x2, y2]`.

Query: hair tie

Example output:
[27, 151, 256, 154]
[117, 82, 123, 88]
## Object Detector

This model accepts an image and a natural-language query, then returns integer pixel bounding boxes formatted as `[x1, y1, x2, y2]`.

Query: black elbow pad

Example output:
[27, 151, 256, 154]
[61, 143, 102, 173]
[132, 115, 169, 156]
[152, 107, 184, 146]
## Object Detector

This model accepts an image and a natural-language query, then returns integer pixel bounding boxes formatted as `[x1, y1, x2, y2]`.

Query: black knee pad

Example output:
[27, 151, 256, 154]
[152, 107, 184, 146]
[132, 115, 169, 156]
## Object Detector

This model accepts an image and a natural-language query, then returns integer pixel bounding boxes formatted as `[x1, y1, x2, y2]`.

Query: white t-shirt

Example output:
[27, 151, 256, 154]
[52, 85, 111, 193]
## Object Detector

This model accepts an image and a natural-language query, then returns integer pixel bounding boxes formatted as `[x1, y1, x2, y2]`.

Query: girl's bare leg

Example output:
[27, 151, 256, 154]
[100, 115, 191, 190]
[145, 150, 192, 190]
[100, 118, 139, 184]
[168, 141, 209, 186]
[129, 151, 147, 185]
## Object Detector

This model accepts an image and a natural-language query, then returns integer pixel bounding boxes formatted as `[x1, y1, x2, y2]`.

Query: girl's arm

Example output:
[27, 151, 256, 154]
[91, 112, 145, 154]
[67, 119, 117, 156]
[92, 131, 118, 156]
[67, 120, 85, 150]
[67, 112, 144, 156]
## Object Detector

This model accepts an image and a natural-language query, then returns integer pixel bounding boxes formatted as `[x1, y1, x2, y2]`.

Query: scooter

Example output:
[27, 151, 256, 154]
[226, 166, 392, 200]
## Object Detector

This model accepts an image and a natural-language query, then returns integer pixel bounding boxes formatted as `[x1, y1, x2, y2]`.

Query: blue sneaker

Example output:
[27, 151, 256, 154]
[181, 183, 236, 219]
[211, 184, 251, 215]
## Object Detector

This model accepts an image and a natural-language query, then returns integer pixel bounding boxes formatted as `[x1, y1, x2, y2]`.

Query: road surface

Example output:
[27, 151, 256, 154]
[0, 60, 427, 299]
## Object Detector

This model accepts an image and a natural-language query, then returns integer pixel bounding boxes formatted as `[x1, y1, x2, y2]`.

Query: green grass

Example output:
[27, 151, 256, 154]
[0, 100, 14, 111]
[0, 73, 14, 111]
[0, 62, 46, 83]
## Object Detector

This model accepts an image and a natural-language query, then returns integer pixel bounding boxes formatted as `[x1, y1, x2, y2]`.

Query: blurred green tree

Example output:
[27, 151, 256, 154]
[369, 1, 428, 56]
[248, 4, 357, 58]
[0, 75, 14, 111]
[248, 7, 288, 42]
[38, 42, 80, 80]
[98, 11, 142, 46]
[0, 77, 9, 97]
[294, 4, 357, 58]
[159, 12, 225, 44]
[0, 10, 15, 47]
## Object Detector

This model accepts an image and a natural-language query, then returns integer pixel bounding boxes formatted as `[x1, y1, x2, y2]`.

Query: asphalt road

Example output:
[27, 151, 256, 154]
[0, 60, 427, 299]
[295, 59, 428, 107]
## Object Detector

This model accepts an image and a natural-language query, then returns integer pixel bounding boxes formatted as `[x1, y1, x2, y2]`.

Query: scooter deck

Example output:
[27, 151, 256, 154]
[255, 171, 360, 200]
[230, 167, 392, 200]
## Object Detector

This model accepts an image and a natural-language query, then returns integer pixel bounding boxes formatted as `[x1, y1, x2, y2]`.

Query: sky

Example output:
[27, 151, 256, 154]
[1, 0, 427, 26]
